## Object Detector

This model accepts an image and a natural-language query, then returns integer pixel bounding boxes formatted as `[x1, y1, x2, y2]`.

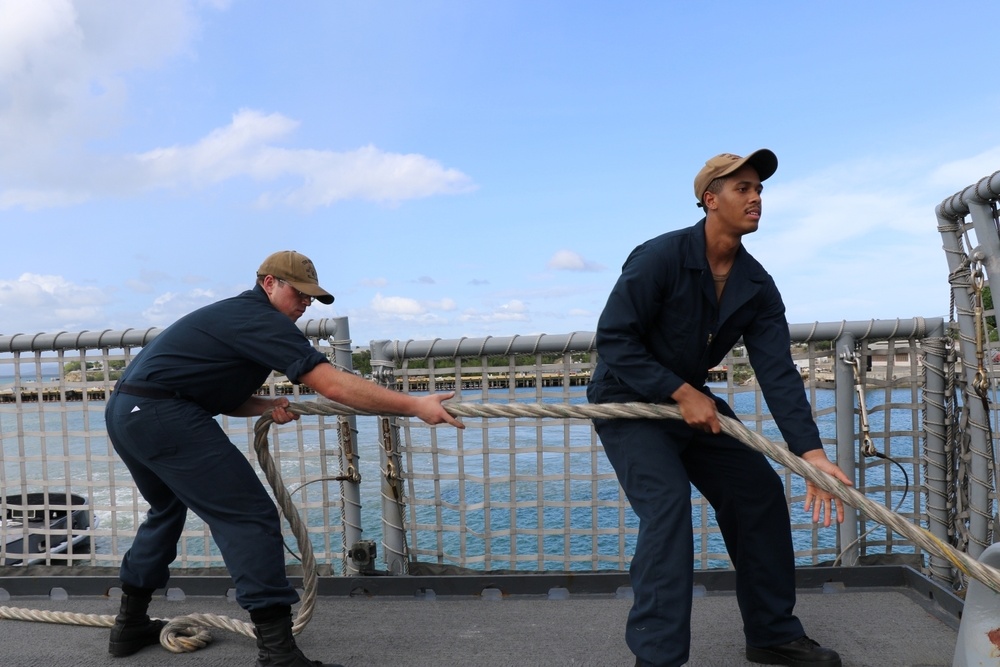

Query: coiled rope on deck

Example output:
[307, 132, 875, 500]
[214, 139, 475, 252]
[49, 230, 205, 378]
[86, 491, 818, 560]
[0, 403, 327, 653]
[0, 399, 354, 651]
[0, 399, 330, 651]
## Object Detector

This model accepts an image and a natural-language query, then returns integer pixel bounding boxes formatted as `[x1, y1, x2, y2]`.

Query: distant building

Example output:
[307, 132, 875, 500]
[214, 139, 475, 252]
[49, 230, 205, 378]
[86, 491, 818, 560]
[866, 341, 919, 374]
[845, 340, 921, 387]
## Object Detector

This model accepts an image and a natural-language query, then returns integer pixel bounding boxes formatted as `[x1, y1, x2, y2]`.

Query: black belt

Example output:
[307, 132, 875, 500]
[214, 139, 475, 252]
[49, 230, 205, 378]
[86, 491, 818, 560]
[115, 382, 183, 400]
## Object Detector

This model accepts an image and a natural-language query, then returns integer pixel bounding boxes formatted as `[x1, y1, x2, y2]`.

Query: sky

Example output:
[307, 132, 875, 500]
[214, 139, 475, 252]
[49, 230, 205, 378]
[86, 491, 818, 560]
[2, 0, 999, 346]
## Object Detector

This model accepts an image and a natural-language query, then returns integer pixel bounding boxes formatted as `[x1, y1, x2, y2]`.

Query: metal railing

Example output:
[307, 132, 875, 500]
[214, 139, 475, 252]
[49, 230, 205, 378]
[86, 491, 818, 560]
[0, 316, 965, 590]
[0, 319, 353, 573]
[371, 320, 945, 577]
[936, 169, 1000, 584]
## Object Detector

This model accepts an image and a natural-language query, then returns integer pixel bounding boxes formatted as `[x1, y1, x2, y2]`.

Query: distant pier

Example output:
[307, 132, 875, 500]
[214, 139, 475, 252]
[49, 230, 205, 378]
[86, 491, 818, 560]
[0, 383, 318, 403]
[0, 367, 733, 403]
[395, 372, 592, 392]
[0, 371, 595, 403]
[0, 387, 112, 403]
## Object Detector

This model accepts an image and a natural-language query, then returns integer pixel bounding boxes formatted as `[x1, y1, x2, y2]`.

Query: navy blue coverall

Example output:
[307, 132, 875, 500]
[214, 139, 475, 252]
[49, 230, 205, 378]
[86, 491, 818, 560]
[587, 219, 822, 666]
[105, 284, 328, 611]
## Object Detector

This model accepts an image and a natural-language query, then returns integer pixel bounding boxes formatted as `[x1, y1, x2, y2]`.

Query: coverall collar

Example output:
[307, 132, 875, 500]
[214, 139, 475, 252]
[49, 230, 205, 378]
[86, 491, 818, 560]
[685, 218, 766, 325]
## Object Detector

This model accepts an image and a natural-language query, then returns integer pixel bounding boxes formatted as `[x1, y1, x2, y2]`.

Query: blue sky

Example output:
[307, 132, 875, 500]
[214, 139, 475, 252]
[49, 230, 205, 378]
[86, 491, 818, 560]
[1, 0, 998, 345]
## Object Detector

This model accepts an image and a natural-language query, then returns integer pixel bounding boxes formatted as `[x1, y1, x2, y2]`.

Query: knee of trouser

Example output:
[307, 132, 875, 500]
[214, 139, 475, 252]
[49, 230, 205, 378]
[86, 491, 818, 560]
[726, 473, 789, 522]
[755, 471, 788, 504]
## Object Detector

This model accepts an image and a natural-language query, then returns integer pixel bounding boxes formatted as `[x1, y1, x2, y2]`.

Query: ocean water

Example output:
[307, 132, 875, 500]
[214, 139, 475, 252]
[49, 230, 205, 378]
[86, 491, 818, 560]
[0, 384, 921, 570]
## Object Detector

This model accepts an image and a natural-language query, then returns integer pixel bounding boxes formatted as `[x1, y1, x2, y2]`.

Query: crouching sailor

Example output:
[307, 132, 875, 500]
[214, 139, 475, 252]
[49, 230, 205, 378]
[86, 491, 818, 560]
[105, 250, 464, 665]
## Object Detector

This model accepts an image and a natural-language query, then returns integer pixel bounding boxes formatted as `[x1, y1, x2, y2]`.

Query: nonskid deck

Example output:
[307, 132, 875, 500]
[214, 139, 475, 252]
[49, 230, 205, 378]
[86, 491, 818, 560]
[0, 566, 960, 666]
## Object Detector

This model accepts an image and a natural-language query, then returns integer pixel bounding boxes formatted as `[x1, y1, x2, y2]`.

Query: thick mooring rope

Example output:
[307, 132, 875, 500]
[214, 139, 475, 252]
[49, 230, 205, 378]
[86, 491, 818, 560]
[291, 398, 1000, 594]
[3, 397, 999, 652]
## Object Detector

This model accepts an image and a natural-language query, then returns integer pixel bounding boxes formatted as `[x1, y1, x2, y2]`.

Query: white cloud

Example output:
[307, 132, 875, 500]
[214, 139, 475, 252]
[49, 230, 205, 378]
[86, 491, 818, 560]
[135, 110, 301, 187]
[0, 2, 476, 211]
[0, 272, 108, 334]
[369, 293, 458, 318]
[133, 110, 476, 208]
[744, 153, 962, 323]
[459, 299, 530, 324]
[929, 147, 1000, 192]
[0, 188, 89, 209]
[0, 0, 198, 171]
[0, 108, 477, 210]
[371, 293, 425, 318]
[250, 143, 476, 210]
[547, 249, 605, 272]
[140, 288, 216, 327]
[753, 155, 942, 274]
[354, 293, 533, 339]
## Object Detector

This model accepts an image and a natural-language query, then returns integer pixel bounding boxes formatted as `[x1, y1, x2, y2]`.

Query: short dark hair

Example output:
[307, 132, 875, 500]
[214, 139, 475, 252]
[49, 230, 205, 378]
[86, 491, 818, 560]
[702, 176, 726, 204]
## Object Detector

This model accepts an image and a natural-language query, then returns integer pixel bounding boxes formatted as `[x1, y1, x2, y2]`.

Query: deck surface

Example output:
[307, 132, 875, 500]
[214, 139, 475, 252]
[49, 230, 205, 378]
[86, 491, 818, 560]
[0, 575, 961, 667]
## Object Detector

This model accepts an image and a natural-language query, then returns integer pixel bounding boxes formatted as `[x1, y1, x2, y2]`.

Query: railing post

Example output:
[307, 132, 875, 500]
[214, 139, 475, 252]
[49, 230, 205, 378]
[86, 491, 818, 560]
[326, 317, 363, 573]
[921, 325, 953, 584]
[369, 339, 408, 575]
[834, 332, 860, 564]
[939, 207, 995, 558]
[966, 201, 1000, 555]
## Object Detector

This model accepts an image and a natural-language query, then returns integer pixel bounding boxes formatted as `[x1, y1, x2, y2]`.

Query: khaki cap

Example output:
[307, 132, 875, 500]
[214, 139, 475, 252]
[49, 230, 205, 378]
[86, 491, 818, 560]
[694, 149, 778, 206]
[257, 250, 334, 304]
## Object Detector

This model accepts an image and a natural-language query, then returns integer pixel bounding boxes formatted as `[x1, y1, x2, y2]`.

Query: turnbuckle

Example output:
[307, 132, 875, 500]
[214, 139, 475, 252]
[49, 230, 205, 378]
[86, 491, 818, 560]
[840, 346, 877, 458]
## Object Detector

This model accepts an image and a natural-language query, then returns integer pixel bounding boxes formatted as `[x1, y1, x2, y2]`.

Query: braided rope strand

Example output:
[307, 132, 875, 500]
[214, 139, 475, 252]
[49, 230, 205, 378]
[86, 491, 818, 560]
[285, 399, 1000, 593]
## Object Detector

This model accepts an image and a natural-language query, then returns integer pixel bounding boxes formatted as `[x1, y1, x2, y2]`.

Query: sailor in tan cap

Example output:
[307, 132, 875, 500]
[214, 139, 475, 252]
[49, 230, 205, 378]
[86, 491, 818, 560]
[105, 250, 463, 667]
[257, 250, 335, 306]
[588, 151, 849, 667]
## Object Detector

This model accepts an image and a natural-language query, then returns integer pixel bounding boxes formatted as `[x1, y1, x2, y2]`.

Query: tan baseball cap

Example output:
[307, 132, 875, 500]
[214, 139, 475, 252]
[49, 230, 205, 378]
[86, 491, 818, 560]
[257, 250, 334, 304]
[694, 149, 778, 206]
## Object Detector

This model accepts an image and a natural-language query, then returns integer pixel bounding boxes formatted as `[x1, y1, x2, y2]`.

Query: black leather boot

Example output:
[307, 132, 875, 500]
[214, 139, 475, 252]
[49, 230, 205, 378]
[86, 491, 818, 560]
[252, 606, 343, 667]
[746, 635, 841, 666]
[108, 585, 166, 657]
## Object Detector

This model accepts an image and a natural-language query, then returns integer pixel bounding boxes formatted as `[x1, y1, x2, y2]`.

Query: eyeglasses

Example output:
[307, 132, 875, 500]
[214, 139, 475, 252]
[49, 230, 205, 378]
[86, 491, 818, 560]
[277, 279, 314, 304]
